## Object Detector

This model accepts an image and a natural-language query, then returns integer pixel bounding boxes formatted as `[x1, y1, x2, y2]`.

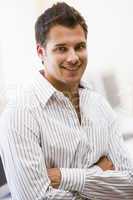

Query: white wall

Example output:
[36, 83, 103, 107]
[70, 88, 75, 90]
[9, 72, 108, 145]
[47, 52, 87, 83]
[0, 0, 38, 85]
[0, 46, 6, 113]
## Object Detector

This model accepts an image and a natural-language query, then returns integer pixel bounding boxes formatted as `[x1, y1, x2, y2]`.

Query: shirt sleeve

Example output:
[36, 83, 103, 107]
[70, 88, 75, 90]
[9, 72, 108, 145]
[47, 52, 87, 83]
[59, 120, 133, 199]
[0, 106, 78, 200]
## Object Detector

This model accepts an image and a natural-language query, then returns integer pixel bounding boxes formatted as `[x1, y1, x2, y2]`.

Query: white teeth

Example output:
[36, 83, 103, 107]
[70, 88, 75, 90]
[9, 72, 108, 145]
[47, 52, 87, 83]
[65, 68, 78, 71]
[63, 66, 80, 71]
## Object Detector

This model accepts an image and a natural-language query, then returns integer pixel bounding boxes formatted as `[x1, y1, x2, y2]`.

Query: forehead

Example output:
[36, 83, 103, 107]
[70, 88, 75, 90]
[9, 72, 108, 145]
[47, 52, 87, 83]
[46, 24, 86, 45]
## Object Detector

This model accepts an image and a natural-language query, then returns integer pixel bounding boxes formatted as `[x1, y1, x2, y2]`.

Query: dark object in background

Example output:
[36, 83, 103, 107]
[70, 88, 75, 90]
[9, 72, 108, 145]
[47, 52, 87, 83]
[0, 157, 7, 187]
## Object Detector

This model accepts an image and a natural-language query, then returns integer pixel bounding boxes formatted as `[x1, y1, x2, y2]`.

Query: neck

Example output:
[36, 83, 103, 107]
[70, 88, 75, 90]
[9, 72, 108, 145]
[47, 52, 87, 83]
[58, 83, 79, 96]
[40, 69, 80, 95]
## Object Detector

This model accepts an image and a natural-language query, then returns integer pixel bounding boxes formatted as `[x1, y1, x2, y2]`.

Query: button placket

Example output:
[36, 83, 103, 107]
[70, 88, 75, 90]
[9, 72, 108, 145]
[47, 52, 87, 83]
[55, 91, 81, 126]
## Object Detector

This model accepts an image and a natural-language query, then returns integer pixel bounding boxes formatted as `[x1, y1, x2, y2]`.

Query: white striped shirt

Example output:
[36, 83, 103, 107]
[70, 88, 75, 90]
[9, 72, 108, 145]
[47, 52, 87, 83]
[0, 71, 133, 200]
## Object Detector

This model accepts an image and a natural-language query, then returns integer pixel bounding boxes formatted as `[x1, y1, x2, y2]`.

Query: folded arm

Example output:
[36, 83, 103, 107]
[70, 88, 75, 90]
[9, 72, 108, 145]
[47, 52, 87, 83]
[1, 107, 133, 200]
[54, 120, 133, 199]
[0, 107, 78, 200]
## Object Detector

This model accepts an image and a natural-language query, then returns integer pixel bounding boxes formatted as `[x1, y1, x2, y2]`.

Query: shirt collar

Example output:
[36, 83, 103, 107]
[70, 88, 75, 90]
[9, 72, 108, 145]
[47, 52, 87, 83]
[32, 70, 91, 108]
[32, 71, 56, 107]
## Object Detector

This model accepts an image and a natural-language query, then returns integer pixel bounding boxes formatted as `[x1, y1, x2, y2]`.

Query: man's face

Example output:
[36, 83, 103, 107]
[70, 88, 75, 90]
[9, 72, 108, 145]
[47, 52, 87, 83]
[37, 24, 88, 90]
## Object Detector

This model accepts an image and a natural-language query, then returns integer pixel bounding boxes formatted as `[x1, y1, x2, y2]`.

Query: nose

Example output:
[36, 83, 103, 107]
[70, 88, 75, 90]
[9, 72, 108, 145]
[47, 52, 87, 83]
[66, 49, 79, 64]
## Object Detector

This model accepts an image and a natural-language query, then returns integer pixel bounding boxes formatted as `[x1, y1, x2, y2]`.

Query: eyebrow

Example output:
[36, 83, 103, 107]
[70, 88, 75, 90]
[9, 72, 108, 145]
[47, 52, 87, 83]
[54, 41, 86, 47]
[54, 43, 67, 47]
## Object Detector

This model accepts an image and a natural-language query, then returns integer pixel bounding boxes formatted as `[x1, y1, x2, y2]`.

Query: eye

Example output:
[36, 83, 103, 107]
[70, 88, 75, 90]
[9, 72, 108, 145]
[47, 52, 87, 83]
[56, 46, 68, 53]
[75, 43, 86, 51]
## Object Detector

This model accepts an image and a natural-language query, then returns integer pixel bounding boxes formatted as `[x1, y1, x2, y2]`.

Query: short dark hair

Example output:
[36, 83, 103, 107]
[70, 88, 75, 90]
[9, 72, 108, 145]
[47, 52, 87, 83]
[35, 2, 88, 46]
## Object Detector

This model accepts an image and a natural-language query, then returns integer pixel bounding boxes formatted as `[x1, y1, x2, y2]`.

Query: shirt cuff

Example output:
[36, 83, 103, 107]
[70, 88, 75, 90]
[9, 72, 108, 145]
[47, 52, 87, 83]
[59, 168, 86, 192]
[92, 165, 103, 173]
[59, 166, 103, 192]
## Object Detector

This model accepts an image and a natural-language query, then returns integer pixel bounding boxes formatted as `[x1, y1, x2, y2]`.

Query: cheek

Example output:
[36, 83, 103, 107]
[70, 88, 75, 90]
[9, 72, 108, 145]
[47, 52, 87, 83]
[55, 54, 66, 65]
[79, 50, 88, 61]
[81, 54, 88, 67]
[47, 56, 64, 75]
[52, 54, 66, 66]
[46, 55, 59, 69]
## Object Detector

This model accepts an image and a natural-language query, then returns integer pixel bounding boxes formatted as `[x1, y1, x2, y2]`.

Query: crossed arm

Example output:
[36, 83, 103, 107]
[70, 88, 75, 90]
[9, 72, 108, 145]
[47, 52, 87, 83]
[47, 156, 114, 188]
[1, 108, 133, 199]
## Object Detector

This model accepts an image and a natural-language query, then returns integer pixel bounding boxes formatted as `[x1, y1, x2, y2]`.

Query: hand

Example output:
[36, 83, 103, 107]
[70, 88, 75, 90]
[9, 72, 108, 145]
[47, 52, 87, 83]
[96, 156, 114, 171]
[47, 168, 61, 188]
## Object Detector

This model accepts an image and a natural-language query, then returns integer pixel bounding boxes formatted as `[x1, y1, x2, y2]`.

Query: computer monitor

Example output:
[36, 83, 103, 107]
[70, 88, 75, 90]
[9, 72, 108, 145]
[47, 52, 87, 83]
[0, 157, 10, 198]
[0, 157, 7, 187]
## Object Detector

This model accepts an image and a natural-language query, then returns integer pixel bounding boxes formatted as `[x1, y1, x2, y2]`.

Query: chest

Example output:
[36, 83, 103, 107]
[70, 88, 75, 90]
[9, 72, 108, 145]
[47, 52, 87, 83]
[37, 104, 109, 168]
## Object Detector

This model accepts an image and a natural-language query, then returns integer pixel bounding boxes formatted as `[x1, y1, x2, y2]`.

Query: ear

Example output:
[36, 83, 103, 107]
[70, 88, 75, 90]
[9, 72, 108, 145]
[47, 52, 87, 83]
[36, 43, 45, 61]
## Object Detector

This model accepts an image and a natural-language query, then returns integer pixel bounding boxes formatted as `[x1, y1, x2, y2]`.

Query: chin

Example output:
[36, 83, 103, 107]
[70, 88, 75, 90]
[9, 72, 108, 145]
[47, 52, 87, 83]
[63, 77, 81, 85]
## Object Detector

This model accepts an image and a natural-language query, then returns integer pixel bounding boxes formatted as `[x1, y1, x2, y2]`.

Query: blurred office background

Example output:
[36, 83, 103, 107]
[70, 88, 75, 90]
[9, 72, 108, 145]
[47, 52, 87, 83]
[0, 0, 133, 199]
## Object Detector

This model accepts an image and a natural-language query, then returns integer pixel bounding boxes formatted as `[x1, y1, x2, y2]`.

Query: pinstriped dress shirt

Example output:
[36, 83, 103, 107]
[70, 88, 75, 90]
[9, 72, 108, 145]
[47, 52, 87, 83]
[0, 71, 133, 200]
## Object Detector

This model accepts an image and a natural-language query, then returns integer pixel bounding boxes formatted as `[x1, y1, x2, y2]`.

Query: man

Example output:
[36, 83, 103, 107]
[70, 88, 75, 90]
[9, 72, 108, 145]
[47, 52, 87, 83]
[0, 2, 133, 199]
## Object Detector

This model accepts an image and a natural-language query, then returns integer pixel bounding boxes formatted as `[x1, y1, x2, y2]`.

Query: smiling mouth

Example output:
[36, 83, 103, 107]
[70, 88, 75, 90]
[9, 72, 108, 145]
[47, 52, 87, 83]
[65, 68, 79, 71]
[62, 66, 81, 71]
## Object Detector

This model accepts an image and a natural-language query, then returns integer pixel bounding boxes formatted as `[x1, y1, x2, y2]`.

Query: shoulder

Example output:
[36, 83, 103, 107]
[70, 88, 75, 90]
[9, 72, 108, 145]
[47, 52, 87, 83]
[6, 84, 36, 109]
[5, 77, 41, 114]
[83, 88, 117, 125]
